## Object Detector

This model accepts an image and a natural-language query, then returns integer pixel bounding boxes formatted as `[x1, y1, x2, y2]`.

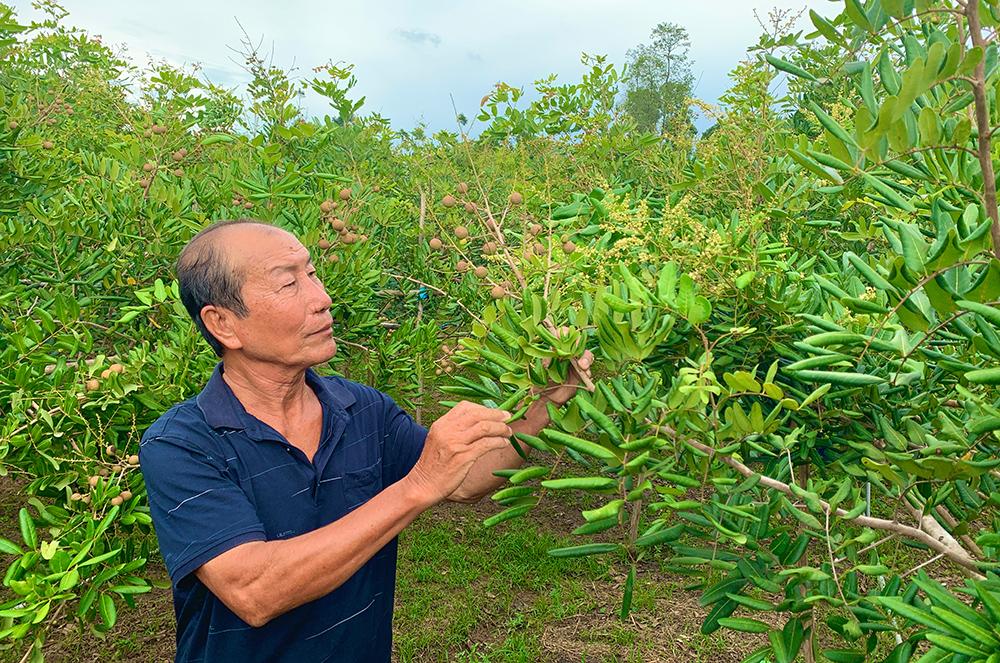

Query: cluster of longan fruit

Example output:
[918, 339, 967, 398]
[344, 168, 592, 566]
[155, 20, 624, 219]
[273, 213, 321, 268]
[138, 147, 189, 188]
[69, 445, 139, 507]
[317, 188, 368, 260]
[435, 344, 458, 375]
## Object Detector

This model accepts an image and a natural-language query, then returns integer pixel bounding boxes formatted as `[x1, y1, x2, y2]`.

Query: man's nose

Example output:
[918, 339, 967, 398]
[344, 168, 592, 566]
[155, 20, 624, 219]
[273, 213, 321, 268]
[309, 277, 333, 310]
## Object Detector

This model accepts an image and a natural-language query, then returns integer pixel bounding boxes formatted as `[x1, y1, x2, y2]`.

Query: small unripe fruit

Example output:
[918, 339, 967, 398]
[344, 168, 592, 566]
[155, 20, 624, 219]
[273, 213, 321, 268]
[110, 496, 123, 506]
[318, 238, 332, 250]
[490, 285, 506, 299]
[529, 223, 542, 235]
[562, 241, 576, 254]
[429, 237, 443, 250]
[172, 151, 183, 161]
[474, 266, 488, 278]
[339, 188, 351, 200]
[128, 454, 139, 465]
[457, 182, 469, 194]
[320, 199, 335, 213]
[8, 120, 17, 129]
[42, 140, 54, 149]
[243, 201, 253, 209]
[454, 226, 469, 239]
[338, 226, 348, 235]
[139, 178, 151, 188]
[99, 468, 110, 477]
[442, 194, 456, 208]
[509, 191, 523, 205]
[482, 241, 497, 255]
[331, 218, 346, 231]
[65, 107, 74, 115]
[142, 162, 155, 172]
[327, 253, 340, 263]
[464, 202, 476, 213]
[88, 475, 100, 487]
[173, 168, 183, 177]
[106, 444, 117, 455]
[47, 117, 57, 125]
[85, 378, 99, 391]
[111, 464, 122, 473]
[456, 260, 469, 273]
[152, 124, 167, 134]
[342, 233, 357, 244]
[70, 492, 82, 501]
[178, 147, 188, 157]
[121, 490, 133, 500]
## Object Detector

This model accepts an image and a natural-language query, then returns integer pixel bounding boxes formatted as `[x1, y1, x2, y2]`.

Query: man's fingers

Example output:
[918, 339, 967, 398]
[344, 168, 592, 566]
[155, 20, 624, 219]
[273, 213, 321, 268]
[451, 400, 510, 423]
[463, 419, 513, 443]
[579, 350, 594, 371]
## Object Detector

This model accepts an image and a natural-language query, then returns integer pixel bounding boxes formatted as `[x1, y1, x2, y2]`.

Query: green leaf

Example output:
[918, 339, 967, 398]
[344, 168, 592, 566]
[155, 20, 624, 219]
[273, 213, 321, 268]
[18, 509, 36, 550]
[765, 54, 817, 81]
[98, 594, 117, 629]
[719, 617, 771, 633]
[547, 543, 620, 558]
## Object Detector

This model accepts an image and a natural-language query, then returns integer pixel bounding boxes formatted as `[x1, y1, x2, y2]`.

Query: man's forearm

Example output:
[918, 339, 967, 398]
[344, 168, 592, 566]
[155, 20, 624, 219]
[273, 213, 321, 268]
[233, 477, 431, 626]
[446, 398, 551, 502]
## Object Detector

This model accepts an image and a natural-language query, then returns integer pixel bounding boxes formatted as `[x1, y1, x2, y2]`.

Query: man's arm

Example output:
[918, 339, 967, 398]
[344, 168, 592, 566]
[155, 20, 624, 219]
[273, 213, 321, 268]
[195, 401, 511, 628]
[197, 475, 431, 627]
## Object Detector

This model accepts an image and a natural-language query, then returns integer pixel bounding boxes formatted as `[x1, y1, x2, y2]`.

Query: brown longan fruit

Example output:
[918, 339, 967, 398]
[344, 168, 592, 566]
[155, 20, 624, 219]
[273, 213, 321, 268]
[529, 223, 542, 235]
[490, 285, 506, 299]
[143, 128, 153, 138]
[178, 147, 188, 157]
[88, 475, 100, 487]
[464, 202, 476, 213]
[243, 201, 253, 209]
[172, 151, 183, 162]
[533, 242, 545, 255]
[100, 368, 112, 379]
[8, 120, 17, 129]
[482, 241, 497, 255]
[152, 124, 167, 135]
[99, 468, 110, 477]
[457, 182, 469, 194]
[127, 454, 139, 465]
[142, 162, 155, 172]
[429, 237, 443, 250]
[327, 253, 340, 263]
[454, 226, 469, 239]
[120, 490, 133, 500]
[342, 233, 357, 244]
[331, 218, 346, 231]
[81, 495, 91, 504]
[509, 191, 523, 205]
[85, 378, 100, 391]
[456, 260, 469, 273]
[474, 266, 488, 278]
[109, 363, 124, 374]
[442, 194, 456, 208]
[320, 199, 335, 213]
[42, 140, 54, 149]
[110, 496, 123, 506]
[563, 241, 576, 254]
[318, 238, 332, 250]
[173, 168, 183, 177]
[139, 178, 151, 188]
[339, 188, 351, 201]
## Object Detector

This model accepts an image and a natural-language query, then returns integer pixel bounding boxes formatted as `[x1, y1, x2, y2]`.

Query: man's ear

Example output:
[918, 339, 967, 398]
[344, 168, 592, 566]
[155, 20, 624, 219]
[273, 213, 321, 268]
[201, 304, 244, 352]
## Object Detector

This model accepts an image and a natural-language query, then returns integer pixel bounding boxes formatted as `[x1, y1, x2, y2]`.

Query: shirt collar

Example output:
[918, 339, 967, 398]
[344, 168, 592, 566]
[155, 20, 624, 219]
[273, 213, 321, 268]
[196, 362, 356, 430]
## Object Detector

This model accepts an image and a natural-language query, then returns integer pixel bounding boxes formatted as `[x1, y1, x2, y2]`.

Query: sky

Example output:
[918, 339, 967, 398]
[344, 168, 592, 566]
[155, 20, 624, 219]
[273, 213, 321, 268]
[12, 0, 831, 133]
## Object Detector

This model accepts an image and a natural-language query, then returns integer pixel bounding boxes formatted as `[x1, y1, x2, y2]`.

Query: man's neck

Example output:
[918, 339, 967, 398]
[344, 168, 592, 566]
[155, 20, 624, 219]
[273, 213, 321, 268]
[220, 357, 314, 425]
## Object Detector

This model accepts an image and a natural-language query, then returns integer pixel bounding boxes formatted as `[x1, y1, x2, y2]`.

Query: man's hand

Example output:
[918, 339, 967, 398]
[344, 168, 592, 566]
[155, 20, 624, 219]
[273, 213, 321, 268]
[405, 401, 513, 506]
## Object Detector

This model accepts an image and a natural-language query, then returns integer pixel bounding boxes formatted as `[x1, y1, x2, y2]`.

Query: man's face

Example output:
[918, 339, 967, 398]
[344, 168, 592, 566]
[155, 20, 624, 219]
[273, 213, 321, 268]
[217, 225, 336, 369]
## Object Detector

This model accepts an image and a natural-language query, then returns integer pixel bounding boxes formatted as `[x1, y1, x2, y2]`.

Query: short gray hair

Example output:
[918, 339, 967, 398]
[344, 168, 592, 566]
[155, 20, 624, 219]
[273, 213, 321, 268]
[176, 218, 268, 356]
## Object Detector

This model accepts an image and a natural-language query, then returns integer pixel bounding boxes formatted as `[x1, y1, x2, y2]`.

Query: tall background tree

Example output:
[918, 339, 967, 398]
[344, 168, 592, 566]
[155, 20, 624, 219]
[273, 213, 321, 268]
[623, 22, 695, 137]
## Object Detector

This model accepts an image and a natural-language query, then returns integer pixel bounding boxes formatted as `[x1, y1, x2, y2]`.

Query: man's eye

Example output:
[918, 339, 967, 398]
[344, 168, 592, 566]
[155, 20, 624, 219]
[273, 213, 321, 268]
[283, 281, 295, 289]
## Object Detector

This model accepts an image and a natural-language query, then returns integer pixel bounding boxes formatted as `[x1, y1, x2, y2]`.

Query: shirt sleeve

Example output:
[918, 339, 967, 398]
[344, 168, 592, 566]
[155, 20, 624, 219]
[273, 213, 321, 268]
[139, 434, 266, 585]
[380, 392, 428, 487]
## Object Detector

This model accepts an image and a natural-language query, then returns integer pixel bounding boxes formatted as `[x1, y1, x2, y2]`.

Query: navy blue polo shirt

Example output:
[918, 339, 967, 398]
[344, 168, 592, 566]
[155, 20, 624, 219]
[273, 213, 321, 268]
[139, 362, 427, 663]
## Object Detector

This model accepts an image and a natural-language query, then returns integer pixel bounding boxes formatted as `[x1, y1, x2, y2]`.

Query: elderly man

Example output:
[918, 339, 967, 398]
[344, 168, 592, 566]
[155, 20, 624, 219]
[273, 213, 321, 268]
[139, 219, 592, 663]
